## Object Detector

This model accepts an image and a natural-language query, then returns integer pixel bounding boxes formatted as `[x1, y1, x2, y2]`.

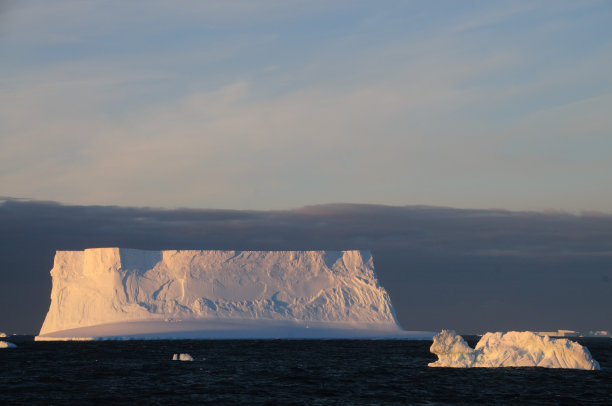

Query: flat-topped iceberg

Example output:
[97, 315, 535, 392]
[429, 330, 600, 370]
[37, 248, 431, 340]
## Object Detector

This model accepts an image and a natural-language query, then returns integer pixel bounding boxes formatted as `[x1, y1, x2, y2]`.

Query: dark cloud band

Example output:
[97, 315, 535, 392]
[1, 198, 611, 334]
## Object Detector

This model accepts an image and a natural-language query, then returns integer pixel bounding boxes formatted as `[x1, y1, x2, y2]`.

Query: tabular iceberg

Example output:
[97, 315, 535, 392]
[429, 330, 600, 370]
[37, 248, 428, 340]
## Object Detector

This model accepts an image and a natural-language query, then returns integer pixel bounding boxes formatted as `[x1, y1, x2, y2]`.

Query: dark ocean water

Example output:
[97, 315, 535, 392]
[1, 337, 611, 405]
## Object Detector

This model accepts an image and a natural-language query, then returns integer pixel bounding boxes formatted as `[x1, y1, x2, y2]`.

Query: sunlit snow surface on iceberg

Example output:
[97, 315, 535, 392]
[429, 330, 600, 370]
[0, 341, 17, 348]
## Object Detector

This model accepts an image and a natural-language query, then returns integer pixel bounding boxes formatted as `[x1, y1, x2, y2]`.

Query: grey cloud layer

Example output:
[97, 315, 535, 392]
[1, 199, 611, 334]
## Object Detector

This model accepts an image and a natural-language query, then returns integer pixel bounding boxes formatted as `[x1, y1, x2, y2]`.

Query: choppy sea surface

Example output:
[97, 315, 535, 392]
[1, 337, 611, 405]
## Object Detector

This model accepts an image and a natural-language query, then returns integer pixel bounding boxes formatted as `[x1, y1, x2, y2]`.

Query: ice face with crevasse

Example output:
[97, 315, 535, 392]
[429, 330, 600, 370]
[36, 248, 428, 340]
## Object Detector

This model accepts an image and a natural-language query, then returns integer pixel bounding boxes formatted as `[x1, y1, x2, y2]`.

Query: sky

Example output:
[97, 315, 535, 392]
[1, 0, 611, 212]
[1, 198, 611, 334]
[1, 2, 611, 335]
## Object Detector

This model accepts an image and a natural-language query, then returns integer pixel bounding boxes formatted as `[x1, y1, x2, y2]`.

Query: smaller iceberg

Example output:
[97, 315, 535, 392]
[172, 353, 194, 361]
[429, 330, 600, 370]
[0, 332, 7, 337]
[0, 341, 17, 349]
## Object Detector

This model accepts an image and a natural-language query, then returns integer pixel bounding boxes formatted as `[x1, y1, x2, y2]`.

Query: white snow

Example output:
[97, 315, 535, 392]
[36, 248, 429, 340]
[429, 330, 600, 370]
[0, 341, 17, 348]
[172, 353, 193, 361]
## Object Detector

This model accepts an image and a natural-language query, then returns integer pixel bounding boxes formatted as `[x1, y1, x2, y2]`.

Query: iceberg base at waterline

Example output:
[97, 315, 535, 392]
[35, 318, 434, 340]
[429, 330, 600, 370]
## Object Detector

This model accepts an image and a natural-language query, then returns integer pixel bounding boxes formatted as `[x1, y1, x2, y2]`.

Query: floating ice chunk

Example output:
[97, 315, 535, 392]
[584, 330, 611, 337]
[429, 330, 600, 370]
[172, 353, 193, 361]
[0, 332, 7, 337]
[0, 341, 17, 349]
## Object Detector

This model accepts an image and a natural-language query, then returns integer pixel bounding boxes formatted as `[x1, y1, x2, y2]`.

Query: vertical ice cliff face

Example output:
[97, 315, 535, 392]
[39, 248, 401, 336]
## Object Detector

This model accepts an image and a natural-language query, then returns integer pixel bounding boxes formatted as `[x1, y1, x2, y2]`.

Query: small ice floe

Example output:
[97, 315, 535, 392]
[0, 332, 7, 337]
[0, 341, 17, 349]
[429, 330, 600, 370]
[172, 353, 194, 361]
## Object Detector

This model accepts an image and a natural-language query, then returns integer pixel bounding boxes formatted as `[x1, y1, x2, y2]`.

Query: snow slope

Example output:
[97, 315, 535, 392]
[429, 330, 600, 370]
[37, 248, 426, 340]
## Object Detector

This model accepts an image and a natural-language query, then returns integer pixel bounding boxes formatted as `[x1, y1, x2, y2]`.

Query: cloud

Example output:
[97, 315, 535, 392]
[1, 199, 611, 334]
[1, 1, 612, 211]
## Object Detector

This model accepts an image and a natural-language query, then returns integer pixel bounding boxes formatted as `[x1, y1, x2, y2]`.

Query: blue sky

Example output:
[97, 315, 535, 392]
[1, 1, 611, 212]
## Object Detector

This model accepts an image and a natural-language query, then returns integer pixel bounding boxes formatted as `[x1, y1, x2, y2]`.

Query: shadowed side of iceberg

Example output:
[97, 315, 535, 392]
[429, 330, 600, 370]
